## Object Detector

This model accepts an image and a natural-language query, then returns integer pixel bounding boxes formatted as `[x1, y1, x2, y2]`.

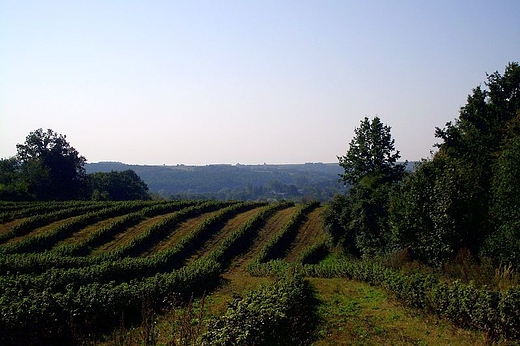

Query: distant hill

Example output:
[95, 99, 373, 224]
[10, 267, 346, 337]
[85, 162, 347, 201]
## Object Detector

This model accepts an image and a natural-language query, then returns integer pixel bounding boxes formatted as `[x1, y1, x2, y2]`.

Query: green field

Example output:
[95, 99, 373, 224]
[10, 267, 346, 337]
[0, 201, 516, 345]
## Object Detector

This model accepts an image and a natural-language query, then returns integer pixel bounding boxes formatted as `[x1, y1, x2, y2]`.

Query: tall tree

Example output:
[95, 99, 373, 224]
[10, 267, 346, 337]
[15, 129, 87, 200]
[338, 116, 405, 186]
[329, 117, 405, 256]
[88, 170, 150, 201]
[390, 62, 520, 266]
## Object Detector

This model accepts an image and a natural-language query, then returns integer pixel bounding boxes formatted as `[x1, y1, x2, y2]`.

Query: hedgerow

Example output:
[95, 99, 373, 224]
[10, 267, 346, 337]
[0, 259, 222, 345]
[301, 259, 520, 340]
[202, 273, 319, 345]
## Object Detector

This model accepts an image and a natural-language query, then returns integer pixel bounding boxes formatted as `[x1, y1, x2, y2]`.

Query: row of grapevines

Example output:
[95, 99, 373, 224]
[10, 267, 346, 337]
[104, 200, 236, 258]
[0, 202, 262, 293]
[294, 235, 332, 265]
[203, 201, 294, 267]
[0, 201, 117, 243]
[146, 201, 265, 269]
[0, 200, 104, 223]
[0, 201, 155, 254]
[247, 201, 320, 274]
[50, 200, 200, 256]
[0, 258, 222, 345]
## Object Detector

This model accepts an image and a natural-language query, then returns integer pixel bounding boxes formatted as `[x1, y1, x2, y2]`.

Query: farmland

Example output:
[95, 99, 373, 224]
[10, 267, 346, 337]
[0, 201, 518, 345]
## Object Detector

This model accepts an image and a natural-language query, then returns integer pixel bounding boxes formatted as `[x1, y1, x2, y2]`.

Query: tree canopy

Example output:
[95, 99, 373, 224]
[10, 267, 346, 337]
[88, 170, 150, 201]
[0, 129, 150, 201]
[326, 62, 520, 267]
[390, 62, 520, 266]
[326, 116, 405, 256]
[4, 129, 87, 200]
[338, 116, 405, 186]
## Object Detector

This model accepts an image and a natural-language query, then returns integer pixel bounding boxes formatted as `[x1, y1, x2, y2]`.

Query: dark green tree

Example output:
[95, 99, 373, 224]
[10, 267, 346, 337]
[88, 170, 150, 201]
[484, 111, 520, 264]
[390, 62, 520, 266]
[328, 116, 405, 256]
[0, 157, 28, 200]
[338, 116, 405, 186]
[13, 129, 87, 200]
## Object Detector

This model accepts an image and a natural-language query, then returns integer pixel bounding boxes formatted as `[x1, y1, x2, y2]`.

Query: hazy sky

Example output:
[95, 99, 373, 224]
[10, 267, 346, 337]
[1, 1, 519, 165]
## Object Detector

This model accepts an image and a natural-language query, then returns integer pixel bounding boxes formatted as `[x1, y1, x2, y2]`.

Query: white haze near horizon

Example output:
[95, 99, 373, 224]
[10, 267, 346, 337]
[1, 1, 519, 166]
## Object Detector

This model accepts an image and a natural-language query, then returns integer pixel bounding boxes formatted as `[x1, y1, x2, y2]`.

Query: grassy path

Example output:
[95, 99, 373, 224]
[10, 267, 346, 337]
[0, 218, 28, 238]
[185, 207, 264, 264]
[285, 206, 327, 262]
[51, 215, 127, 249]
[145, 210, 221, 255]
[311, 277, 487, 345]
[2, 215, 80, 245]
[226, 206, 297, 273]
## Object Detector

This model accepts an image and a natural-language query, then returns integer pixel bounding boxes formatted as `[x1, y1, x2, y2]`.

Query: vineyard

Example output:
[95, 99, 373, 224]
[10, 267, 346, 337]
[1, 200, 519, 345]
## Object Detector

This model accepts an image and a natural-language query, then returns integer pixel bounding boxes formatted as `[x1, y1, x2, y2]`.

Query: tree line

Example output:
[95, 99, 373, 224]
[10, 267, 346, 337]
[0, 129, 150, 201]
[325, 62, 520, 268]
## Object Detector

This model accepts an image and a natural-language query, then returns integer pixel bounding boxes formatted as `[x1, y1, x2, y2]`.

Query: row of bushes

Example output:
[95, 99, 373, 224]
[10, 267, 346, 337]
[302, 260, 520, 340]
[0, 258, 222, 345]
[204, 202, 294, 266]
[0, 202, 228, 275]
[0, 201, 109, 243]
[0, 202, 262, 293]
[256, 201, 319, 262]
[247, 201, 320, 274]
[108, 200, 243, 258]
[0, 201, 157, 254]
[50, 200, 200, 256]
[202, 273, 319, 345]
[0, 200, 113, 223]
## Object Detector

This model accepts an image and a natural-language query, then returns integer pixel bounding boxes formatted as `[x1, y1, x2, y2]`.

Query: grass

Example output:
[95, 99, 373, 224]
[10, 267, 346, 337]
[311, 277, 487, 346]
[98, 275, 495, 346]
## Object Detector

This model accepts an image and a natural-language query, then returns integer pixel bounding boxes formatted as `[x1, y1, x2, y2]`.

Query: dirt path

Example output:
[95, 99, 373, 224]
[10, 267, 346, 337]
[51, 215, 128, 248]
[0, 218, 29, 239]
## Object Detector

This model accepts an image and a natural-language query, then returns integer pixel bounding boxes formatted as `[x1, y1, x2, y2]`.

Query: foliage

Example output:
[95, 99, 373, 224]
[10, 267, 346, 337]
[302, 258, 520, 340]
[88, 162, 346, 202]
[338, 116, 405, 186]
[202, 273, 320, 345]
[88, 169, 151, 200]
[0, 129, 153, 201]
[328, 116, 405, 257]
[390, 62, 520, 267]
[248, 201, 320, 271]
[0, 257, 221, 345]
[14, 128, 87, 200]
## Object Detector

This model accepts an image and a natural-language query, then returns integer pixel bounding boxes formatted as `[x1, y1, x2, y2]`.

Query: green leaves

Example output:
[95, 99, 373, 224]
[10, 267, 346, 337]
[338, 116, 405, 186]
[203, 274, 319, 345]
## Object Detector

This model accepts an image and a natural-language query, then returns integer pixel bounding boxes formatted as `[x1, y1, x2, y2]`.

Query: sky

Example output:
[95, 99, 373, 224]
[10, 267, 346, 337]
[1, 1, 519, 165]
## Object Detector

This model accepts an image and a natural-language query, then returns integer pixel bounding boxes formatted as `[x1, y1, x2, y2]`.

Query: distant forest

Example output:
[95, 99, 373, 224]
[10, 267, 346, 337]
[86, 162, 351, 202]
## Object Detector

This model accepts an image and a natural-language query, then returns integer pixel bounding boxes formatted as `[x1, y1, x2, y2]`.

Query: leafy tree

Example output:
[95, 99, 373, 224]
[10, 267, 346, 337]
[338, 116, 405, 186]
[328, 117, 405, 256]
[390, 62, 520, 266]
[0, 157, 28, 200]
[484, 112, 520, 264]
[11, 129, 87, 200]
[88, 170, 150, 201]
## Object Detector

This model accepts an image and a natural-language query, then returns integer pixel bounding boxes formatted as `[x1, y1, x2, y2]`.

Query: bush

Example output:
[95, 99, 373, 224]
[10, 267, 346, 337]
[202, 273, 319, 345]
